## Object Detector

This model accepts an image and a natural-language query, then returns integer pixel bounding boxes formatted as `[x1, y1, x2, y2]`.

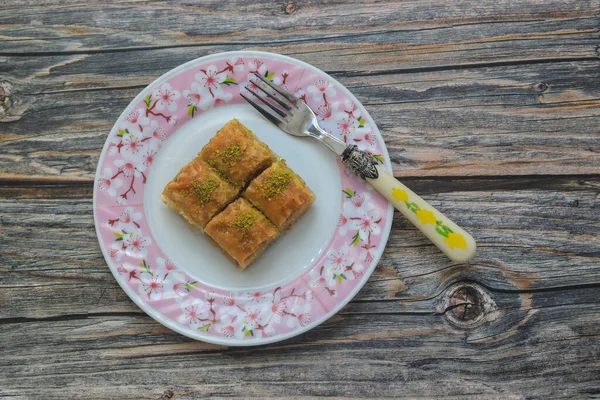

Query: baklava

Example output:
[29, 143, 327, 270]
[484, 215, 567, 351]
[204, 198, 279, 270]
[161, 158, 238, 230]
[244, 160, 316, 232]
[198, 119, 276, 187]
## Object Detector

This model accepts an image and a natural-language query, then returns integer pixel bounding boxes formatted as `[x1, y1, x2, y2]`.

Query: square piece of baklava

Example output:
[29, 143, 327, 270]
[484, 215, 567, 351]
[161, 158, 239, 230]
[243, 160, 316, 232]
[198, 119, 276, 187]
[204, 198, 279, 270]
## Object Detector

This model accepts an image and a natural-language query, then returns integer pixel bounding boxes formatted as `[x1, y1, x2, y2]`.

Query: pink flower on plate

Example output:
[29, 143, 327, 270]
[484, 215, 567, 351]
[337, 213, 353, 236]
[294, 88, 307, 103]
[114, 150, 146, 179]
[142, 149, 157, 167]
[149, 120, 166, 141]
[247, 59, 268, 76]
[350, 128, 377, 150]
[107, 136, 123, 156]
[309, 268, 336, 296]
[345, 263, 365, 280]
[156, 257, 184, 282]
[178, 298, 210, 329]
[360, 239, 377, 263]
[248, 291, 266, 303]
[307, 79, 336, 102]
[315, 101, 339, 120]
[198, 86, 233, 111]
[124, 108, 150, 131]
[117, 262, 141, 282]
[324, 246, 353, 274]
[343, 100, 359, 119]
[224, 57, 245, 73]
[122, 134, 145, 155]
[270, 69, 290, 87]
[223, 292, 236, 307]
[343, 191, 374, 218]
[215, 315, 244, 339]
[213, 87, 233, 108]
[183, 81, 205, 107]
[108, 206, 142, 230]
[138, 263, 169, 301]
[242, 300, 273, 331]
[269, 300, 287, 324]
[309, 270, 328, 290]
[285, 302, 311, 328]
[336, 116, 357, 141]
[123, 230, 152, 258]
[109, 242, 126, 262]
[152, 82, 180, 112]
[195, 65, 226, 90]
[97, 168, 123, 197]
[351, 207, 382, 241]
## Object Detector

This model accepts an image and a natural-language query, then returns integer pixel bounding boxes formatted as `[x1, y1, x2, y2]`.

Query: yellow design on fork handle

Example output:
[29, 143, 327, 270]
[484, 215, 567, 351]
[416, 209, 436, 225]
[391, 188, 408, 202]
[445, 232, 467, 250]
[392, 187, 467, 250]
[366, 165, 476, 262]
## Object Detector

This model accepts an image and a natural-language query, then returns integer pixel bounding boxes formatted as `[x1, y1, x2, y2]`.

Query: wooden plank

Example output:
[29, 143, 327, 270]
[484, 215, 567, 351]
[0, 291, 598, 399]
[1, 0, 598, 70]
[2, 177, 600, 320]
[1, 61, 599, 180]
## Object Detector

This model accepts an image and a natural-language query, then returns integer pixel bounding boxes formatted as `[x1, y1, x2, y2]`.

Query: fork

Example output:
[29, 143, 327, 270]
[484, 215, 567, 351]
[241, 73, 476, 263]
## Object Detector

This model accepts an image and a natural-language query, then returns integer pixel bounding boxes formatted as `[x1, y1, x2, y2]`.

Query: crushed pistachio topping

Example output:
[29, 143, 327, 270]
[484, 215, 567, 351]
[260, 167, 293, 200]
[214, 142, 243, 167]
[231, 210, 258, 233]
[186, 179, 219, 204]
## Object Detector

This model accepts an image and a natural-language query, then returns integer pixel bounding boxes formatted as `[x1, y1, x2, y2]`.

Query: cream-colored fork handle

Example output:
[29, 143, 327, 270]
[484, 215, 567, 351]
[367, 165, 476, 263]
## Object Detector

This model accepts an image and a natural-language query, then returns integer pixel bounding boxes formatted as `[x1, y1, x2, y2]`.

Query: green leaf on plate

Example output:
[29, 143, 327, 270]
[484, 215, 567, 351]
[221, 77, 237, 86]
[188, 104, 197, 117]
[185, 281, 198, 291]
[350, 231, 361, 246]
[199, 323, 212, 332]
[140, 259, 151, 275]
[343, 188, 355, 198]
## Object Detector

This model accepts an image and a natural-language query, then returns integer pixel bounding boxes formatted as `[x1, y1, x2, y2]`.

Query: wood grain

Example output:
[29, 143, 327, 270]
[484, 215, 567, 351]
[2, 180, 600, 398]
[1, 0, 600, 398]
[2, 61, 599, 180]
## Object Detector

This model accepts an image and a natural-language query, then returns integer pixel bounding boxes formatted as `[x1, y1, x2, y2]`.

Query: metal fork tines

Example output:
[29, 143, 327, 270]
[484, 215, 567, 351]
[240, 73, 300, 128]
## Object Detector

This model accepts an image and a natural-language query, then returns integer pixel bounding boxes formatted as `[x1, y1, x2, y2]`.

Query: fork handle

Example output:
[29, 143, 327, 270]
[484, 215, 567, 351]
[367, 165, 476, 263]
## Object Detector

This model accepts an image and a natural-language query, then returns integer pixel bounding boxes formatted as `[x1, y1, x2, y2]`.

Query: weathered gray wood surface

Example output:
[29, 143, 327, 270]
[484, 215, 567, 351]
[1, 1, 599, 399]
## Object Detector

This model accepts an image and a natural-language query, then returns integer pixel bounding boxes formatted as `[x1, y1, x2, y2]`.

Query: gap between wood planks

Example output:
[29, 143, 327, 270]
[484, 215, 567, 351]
[1, 284, 599, 326]
[2, 173, 600, 191]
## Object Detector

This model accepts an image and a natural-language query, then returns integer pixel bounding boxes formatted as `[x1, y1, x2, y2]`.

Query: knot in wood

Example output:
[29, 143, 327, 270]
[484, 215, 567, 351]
[161, 389, 174, 399]
[285, 2, 297, 14]
[440, 282, 496, 328]
[0, 81, 13, 114]
[449, 285, 483, 321]
[536, 82, 549, 92]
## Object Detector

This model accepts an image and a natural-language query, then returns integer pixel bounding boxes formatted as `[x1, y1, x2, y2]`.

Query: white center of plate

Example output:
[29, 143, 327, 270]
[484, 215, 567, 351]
[145, 104, 341, 291]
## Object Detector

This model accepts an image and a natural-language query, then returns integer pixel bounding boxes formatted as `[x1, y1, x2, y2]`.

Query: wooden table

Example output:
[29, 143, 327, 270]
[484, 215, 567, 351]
[2, 1, 599, 398]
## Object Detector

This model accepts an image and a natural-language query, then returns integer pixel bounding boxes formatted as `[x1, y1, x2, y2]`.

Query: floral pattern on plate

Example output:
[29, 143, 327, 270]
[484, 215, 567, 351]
[94, 52, 392, 344]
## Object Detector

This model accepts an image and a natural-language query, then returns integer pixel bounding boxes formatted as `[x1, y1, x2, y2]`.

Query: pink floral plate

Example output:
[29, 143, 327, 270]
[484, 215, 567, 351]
[94, 51, 393, 345]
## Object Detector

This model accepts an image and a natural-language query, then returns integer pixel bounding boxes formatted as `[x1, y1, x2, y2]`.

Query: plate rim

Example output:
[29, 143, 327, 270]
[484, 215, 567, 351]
[93, 50, 394, 346]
